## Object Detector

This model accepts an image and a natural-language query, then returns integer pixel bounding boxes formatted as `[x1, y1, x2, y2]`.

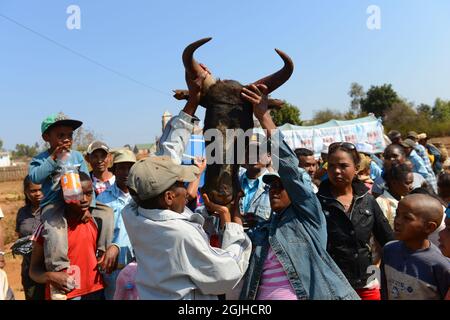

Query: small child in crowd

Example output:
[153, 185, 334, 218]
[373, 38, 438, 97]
[28, 113, 113, 299]
[381, 194, 450, 300]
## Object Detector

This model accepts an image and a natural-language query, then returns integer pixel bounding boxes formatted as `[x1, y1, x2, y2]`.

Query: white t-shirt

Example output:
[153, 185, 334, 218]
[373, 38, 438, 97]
[0, 206, 4, 219]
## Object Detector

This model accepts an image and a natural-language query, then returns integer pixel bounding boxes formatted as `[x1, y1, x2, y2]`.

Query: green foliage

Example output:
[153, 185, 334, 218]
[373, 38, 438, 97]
[11, 143, 39, 158]
[432, 98, 450, 121]
[270, 101, 302, 126]
[309, 109, 345, 125]
[383, 100, 450, 138]
[348, 82, 366, 113]
[361, 84, 401, 117]
[0, 139, 3, 151]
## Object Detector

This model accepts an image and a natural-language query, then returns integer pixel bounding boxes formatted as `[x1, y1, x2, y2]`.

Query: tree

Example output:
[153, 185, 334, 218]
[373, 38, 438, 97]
[417, 103, 432, 119]
[432, 98, 450, 121]
[360, 84, 401, 117]
[383, 101, 420, 136]
[0, 139, 3, 151]
[348, 82, 366, 114]
[12, 143, 39, 158]
[73, 127, 99, 152]
[310, 109, 345, 125]
[270, 102, 302, 126]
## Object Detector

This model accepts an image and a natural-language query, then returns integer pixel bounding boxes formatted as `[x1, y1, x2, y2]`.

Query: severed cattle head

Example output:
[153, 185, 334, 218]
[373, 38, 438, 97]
[175, 37, 294, 208]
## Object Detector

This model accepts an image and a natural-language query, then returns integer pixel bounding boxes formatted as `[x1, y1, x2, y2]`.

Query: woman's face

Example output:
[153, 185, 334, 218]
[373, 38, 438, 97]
[327, 150, 357, 188]
[26, 182, 43, 206]
[389, 172, 414, 197]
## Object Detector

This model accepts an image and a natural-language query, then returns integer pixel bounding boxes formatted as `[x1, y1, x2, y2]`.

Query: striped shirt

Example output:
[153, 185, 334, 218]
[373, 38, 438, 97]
[256, 247, 298, 300]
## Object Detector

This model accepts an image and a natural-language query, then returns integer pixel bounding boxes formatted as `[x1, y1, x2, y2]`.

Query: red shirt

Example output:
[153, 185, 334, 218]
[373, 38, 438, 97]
[33, 216, 104, 300]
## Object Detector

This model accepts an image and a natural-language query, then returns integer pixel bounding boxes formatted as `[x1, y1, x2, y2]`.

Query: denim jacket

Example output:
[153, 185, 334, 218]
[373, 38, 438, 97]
[239, 131, 360, 300]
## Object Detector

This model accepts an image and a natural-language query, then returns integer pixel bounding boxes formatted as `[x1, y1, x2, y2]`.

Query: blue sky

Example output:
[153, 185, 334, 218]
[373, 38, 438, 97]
[1, 0, 449, 150]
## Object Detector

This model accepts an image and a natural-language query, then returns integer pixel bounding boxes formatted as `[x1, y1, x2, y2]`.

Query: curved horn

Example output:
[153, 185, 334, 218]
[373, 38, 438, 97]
[253, 49, 294, 94]
[182, 37, 212, 79]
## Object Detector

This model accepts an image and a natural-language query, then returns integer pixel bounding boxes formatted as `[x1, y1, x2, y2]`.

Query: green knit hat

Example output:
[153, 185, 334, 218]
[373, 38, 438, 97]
[41, 113, 83, 134]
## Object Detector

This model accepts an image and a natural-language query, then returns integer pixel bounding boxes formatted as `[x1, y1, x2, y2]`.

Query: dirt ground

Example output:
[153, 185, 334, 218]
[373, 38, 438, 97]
[1, 180, 26, 300]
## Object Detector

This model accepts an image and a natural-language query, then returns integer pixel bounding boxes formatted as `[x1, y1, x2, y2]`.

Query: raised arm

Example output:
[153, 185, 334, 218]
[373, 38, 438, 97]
[241, 84, 325, 228]
[156, 65, 210, 164]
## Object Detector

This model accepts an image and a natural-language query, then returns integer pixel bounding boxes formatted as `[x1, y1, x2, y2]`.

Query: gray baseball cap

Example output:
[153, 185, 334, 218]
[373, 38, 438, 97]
[127, 156, 200, 200]
[262, 172, 281, 185]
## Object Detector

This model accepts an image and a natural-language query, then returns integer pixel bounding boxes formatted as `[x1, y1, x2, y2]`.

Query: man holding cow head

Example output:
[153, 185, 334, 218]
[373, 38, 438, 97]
[121, 63, 252, 300]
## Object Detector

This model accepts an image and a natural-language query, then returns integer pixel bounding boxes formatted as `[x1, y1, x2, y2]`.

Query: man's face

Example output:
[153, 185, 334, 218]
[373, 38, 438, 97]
[113, 162, 134, 190]
[298, 155, 317, 178]
[438, 218, 450, 258]
[167, 181, 188, 214]
[242, 144, 270, 176]
[384, 148, 406, 169]
[394, 200, 427, 241]
[43, 125, 73, 151]
[88, 149, 110, 173]
[268, 179, 291, 213]
[67, 180, 93, 215]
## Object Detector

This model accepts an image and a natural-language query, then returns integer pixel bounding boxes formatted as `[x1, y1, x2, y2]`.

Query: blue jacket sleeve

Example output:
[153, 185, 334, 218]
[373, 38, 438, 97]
[28, 153, 58, 184]
[270, 130, 325, 229]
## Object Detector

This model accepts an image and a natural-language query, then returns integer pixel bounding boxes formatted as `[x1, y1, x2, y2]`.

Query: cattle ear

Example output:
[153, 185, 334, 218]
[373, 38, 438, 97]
[172, 89, 208, 108]
[173, 90, 189, 100]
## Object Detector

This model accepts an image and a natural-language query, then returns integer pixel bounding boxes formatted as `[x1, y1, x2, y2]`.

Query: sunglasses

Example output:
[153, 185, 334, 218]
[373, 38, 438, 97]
[328, 142, 356, 153]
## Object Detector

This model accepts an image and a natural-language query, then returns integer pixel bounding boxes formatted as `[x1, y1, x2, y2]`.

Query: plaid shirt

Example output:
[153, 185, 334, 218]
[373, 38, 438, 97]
[92, 174, 116, 195]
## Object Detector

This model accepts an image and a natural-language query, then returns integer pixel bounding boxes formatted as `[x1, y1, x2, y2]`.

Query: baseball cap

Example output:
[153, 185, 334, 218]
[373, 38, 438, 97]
[127, 156, 200, 200]
[387, 130, 401, 141]
[113, 149, 136, 164]
[41, 113, 83, 134]
[262, 172, 281, 185]
[407, 131, 418, 139]
[401, 138, 416, 149]
[87, 141, 110, 155]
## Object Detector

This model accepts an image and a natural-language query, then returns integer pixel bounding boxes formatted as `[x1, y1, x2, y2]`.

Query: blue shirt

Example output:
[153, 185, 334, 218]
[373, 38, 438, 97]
[370, 161, 383, 181]
[381, 241, 450, 300]
[29, 150, 89, 207]
[408, 150, 437, 192]
[241, 173, 264, 214]
[97, 183, 134, 267]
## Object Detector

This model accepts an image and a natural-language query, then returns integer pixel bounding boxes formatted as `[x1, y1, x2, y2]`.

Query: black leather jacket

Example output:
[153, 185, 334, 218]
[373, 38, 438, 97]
[317, 179, 394, 289]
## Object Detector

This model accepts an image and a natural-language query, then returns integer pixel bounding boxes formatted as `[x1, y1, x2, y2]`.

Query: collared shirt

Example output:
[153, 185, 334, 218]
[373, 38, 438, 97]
[92, 174, 116, 196]
[408, 150, 437, 192]
[97, 183, 133, 267]
[375, 189, 399, 228]
[241, 169, 267, 212]
[122, 204, 252, 300]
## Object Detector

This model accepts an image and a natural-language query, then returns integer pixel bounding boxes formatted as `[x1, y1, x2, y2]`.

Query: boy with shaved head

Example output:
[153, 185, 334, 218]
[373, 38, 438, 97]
[381, 194, 450, 300]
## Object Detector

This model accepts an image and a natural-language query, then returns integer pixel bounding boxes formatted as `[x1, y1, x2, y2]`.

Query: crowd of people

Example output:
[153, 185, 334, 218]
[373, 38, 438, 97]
[0, 73, 449, 301]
